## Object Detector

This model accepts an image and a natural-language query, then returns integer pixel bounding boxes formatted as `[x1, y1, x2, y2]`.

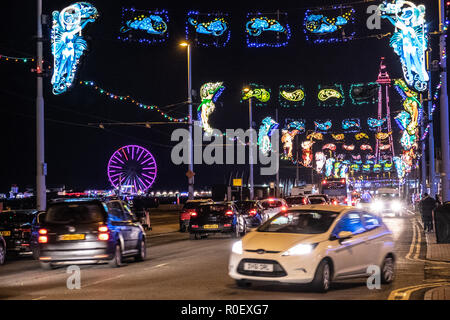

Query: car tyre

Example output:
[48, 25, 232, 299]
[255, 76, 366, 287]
[311, 259, 331, 293]
[190, 232, 200, 240]
[0, 245, 6, 265]
[380, 255, 395, 284]
[235, 280, 251, 288]
[109, 243, 123, 268]
[39, 261, 53, 270]
[135, 238, 146, 262]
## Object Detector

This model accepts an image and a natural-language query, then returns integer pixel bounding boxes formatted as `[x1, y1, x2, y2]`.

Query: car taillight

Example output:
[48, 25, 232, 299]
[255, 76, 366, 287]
[191, 225, 199, 228]
[303, 198, 307, 205]
[281, 206, 287, 212]
[98, 225, 110, 241]
[225, 211, 234, 217]
[38, 235, 48, 243]
[39, 228, 48, 235]
[224, 224, 231, 227]
[190, 211, 197, 217]
[249, 209, 257, 216]
[98, 226, 109, 233]
[332, 200, 338, 205]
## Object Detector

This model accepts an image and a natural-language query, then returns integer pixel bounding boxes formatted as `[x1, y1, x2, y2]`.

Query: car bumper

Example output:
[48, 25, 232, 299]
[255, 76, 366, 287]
[228, 251, 320, 284]
[189, 225, 233, 233]
[5, 239, 32, 253]
[38, 241, 113, 264]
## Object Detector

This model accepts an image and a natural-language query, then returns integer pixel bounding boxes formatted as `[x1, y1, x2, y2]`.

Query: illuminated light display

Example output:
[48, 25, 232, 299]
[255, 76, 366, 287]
[278, 84, 305, 107]
[241, 84, 271, 106]
[367, 117, 386, 130]
[314, 120, 332, 132]
[325, 158, 335, 177]
[186, 11, 230, 48]
[375, 131, 392, 140]
[349, 82, 379, 105]
[367, 154, 376, 160]
[342, 118, 360, 132]
[246, 12, 291, 48]
[333, 161, 342, 178]
[258, 117, 279, 156]
[286, 120, 306, 133]
[317, 84, 345, 106]
[394, 79, 421, 136]
[198, 82, 225, 135]
[307, 132, 324, 141]
[352, 154, 362, 161]
[362, 164, 371, 173]
[360, 144, 373, 152]
[281, 129, 299, 159]
[118, 8, 169, 44]
[304, 5, 355, 44]
[384, 162, 393, 172]
[395, 111, 411, 131]
[342, 144, 355, 151]
[379, 0, 428, 91]
[380, 144, 392, 151]
[373, 163, 382, 173]
[0, 54, 35, 63]
[107, 145, 157, 193]
[355, 132, 369, 140]
[322, 143, 337, 151]
[332, 134, 345, 141]
[350, 163, 360, 173]
[315, 152, 326, 173]
[301, 140, 315, 167]
[51, 2, 98, 95]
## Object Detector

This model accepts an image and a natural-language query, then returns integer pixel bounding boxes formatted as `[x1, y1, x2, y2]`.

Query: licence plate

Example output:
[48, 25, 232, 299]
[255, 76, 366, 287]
[244, 262, 274, 272]
[203, 224, 219, 229]
[59, 234, 85, 241]
[0, 231, 11, 237]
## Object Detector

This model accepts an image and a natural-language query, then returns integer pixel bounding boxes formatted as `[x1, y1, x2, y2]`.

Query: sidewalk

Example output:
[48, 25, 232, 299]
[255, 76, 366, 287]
[424, 286, 450, 300]
[424, 231, 450, 262]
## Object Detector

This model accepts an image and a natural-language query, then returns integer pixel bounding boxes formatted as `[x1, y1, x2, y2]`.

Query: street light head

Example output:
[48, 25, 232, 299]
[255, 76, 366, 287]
[243, 87, 251, 92]
[179, 42, 189, 47]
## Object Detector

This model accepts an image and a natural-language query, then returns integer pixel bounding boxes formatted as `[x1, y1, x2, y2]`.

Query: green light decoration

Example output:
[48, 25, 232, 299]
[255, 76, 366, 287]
[241, 83, 271, 107]
[198, 82, 225, 135]
[278, 84, 305, 107]
[317, 84, 344, 106]
[349, 82, 379, 105]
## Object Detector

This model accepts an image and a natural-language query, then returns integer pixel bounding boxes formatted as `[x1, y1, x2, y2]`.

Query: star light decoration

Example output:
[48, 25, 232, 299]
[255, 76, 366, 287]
[245, 12, 291, 48]
[304, 5, 355, 44]
[278, 84, 305, 107]
[118, 8, 169, 44]
[186, 11, 230, 48]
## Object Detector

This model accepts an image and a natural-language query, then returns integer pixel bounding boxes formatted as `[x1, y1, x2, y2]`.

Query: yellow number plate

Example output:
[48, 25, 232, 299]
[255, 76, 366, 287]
[59, 234, 85, 241]
[0, 231, 11, 237]
[203, 224, 219, 229]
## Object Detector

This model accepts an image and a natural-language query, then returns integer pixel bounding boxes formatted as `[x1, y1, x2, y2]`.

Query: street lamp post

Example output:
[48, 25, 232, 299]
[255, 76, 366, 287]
[181, 42, 194, 200]
[244, 87, 254, 200]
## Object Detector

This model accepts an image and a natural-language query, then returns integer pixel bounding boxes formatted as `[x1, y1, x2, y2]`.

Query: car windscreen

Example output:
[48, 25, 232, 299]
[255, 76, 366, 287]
[309, 198, 326, 204]
[286, 197, 306, 205]
[184, 201, 209, 209]
[44, 203, 105, 224]
[261, 200, 283, 209]
[235, 201, 257, 210]
[197, 204, 229, 216]
[0, 211, 36, 226]
[258, 210, 338, 234]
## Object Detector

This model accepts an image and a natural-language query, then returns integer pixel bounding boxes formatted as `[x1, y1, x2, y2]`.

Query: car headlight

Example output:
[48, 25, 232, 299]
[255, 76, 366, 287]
[371, 200, 383, 211]
[356, 203, 363, 209]
[281, 243, 317, 256]
[232, 240, 243, 254]
[391, 201, 402, 211]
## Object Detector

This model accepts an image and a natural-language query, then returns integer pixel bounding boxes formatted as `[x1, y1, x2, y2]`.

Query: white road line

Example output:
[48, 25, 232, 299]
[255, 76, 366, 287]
[82, 274, 124, 288]
[144, 263, 169, 271]
[32, 296, 47, 300]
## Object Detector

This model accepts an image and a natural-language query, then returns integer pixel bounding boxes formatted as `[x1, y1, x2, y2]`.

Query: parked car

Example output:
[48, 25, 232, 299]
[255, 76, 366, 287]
[234, 200, 265, 229]
[259, 198, 288, 220]
[188, 202, 244, 240]
[179, 199, 214, 232]
[229, 205, 396, 292]
[30, 198, 146, 269]
[307, 194, 329, 205]
[0, 209, 37, 256]
[285, 196, 310, 208]
[0, 235, 5, 265]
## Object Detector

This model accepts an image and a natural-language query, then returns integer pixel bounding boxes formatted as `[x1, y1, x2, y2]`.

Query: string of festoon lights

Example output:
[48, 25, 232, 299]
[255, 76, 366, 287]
[0, 54, 35, 63]
[80, 81, 190, 122]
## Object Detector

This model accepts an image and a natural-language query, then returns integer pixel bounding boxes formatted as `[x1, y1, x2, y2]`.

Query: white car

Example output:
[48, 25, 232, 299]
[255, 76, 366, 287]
[259, 198, 288, 220]
[228, 205, 396, 292]
[370, 195, 406, 217]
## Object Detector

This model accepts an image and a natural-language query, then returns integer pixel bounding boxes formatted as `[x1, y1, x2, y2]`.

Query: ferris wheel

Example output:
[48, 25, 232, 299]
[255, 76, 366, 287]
[107, 145, 157, 193]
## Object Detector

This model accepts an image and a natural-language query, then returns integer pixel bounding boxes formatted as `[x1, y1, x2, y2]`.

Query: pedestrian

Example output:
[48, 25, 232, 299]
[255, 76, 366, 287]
[419, 193, 436, 232]
[435, 194, 442, 206]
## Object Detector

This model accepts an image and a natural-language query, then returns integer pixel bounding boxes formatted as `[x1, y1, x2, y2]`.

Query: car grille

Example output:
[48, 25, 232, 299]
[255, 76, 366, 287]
[237, 258, 287, 277]
[245, 249, 281, 254]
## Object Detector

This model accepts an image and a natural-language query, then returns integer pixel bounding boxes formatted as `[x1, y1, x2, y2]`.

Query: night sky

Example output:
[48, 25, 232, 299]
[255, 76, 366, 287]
[0, 0, 442, 193]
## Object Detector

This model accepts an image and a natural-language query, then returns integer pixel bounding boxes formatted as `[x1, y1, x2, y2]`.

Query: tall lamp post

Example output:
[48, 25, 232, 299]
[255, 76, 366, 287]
[243, 87, 254, 200]
[180, 42, 194, 200]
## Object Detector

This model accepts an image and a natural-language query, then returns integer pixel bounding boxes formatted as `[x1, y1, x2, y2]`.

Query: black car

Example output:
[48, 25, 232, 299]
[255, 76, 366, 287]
[285, 196, 310, 207]
[234, 200, 265, 227]
[0, 209, 37, 256]
[30, 198, 146, 269]
[188, 202, 244, 239]
[0, 235, 5, 265]
[179, 199, 214, 232]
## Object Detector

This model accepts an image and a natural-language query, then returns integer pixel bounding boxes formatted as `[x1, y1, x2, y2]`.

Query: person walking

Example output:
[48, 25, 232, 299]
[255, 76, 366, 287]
[419, 193, 437, 232]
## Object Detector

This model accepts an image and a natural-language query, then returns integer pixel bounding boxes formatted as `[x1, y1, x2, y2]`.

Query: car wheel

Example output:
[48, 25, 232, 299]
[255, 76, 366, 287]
[236, 280, 251, 288]
[380, 256, 395, 284]
[0, 245, 5, 265]
[39, 261, 53, 270]
[135, 238, 146, 262]
[32, 247, 40, 260]
[109, 244, 123, 268]
[190, 232, 200, 240]
[311, 259, 331, 293]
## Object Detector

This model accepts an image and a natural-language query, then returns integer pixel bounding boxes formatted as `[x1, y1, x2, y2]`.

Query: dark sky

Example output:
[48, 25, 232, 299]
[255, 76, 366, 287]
[0, 0, 442, 193]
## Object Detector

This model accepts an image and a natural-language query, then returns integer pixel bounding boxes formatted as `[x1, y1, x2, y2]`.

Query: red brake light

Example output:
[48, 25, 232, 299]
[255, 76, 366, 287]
[281, 206, 287, 212]
[98, 233, 109, 241]
[322, 180, 327, 185]
[333, 200, 338, 205]
[268, 198, 275, 202]
[98, 226, 109, 233]
[303, 198, 307, 205]
[225, 210, 234, 217]
[341, 178, 345, 184]
[38, 235, 48, 243]
[190, 211, 197, 217]
[191, 225, 199, 228]
[39, 228, 48, 235]
[249, 209, 257, 216]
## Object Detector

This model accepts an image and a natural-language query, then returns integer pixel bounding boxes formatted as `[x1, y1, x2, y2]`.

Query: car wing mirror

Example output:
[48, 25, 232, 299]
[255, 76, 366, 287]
[337, 231, 353, 243]
[36, 211, 46, 224]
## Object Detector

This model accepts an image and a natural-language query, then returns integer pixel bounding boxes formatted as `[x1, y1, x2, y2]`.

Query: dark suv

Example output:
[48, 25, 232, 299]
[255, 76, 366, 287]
[31, 198, 146, 269]
[0, 209, 37, 256]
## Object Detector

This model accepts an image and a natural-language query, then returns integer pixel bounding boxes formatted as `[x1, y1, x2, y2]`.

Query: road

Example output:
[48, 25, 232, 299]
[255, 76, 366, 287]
[0, 210, 449, 300]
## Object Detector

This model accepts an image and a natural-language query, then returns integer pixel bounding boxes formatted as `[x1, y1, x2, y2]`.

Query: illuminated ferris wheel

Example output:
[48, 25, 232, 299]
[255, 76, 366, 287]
[107, 145, 157, 193]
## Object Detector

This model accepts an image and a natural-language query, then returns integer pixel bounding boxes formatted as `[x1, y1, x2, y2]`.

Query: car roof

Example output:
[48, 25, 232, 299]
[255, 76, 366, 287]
[260, 198, 285, 202]
[49, 198, 102, 204]
[287, 204, 352, 213]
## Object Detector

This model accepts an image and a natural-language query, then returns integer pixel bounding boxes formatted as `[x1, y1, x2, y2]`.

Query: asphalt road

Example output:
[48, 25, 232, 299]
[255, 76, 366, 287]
[0, 212, 449, 300]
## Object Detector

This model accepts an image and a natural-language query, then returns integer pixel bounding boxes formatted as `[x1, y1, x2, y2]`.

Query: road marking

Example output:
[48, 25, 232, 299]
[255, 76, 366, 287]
[414, 222, 421, 260]
[82, 274, 124, 288]
[388, 281, 450, 300]
[405, 218, 417, 261]
[32, 296, 47, 300]
[144, 263, 169, 271]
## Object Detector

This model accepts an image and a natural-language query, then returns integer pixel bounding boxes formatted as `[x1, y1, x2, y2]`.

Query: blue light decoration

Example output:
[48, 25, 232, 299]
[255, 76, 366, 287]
[379, 0, 428, 91]
[51, 2, 98, 95]
[342, 118, 360, 132]
[314, 120, 332, 133]
[118, 8, 169, 45]
[245, 12, 291, 48]
[279, 84, 305, 107]
[350, 163, 360, 173]
[394, 111, 411, 131]
[304, 5, 355, 44]
[258, 117, 279, 156]
[186, 11, 230, 48]
[349, 82, 379, 105]
[393, 156, 405, 179]
[325, 157, 335, 177]
[317, 84, 345, 107]
[367, 117, 387, 130]
[286, 120, 306, 133]
[241, 83, 271, 107]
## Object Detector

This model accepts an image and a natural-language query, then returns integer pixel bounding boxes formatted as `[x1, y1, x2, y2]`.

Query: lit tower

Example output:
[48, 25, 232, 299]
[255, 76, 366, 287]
[375, 57, 395, 162]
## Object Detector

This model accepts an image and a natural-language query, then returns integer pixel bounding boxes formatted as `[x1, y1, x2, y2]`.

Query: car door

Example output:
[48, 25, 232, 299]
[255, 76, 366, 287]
[360, 211, 386, 270]
[106, 201, 129, 250]
[121, 202, 140, 250]
[328, 211, 368, 278]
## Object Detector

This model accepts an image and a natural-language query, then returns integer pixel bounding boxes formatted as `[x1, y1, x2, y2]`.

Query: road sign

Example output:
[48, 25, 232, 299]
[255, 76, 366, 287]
[186, 170, 195, 179]
[232, 179, 242, 187]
